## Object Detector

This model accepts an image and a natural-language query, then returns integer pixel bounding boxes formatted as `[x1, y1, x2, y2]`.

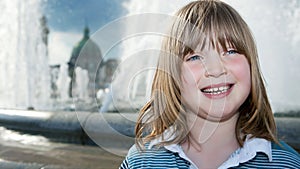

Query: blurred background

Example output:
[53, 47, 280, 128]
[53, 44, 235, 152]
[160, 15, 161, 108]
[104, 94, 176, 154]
[0, 0, 299, 168]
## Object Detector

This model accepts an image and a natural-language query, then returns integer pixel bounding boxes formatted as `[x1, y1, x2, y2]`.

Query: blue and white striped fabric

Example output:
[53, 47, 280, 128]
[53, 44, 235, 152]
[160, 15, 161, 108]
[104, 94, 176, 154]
[119, 140, 300, 169]
[231, 149, 300, 168]
[120, 145, 190, 169]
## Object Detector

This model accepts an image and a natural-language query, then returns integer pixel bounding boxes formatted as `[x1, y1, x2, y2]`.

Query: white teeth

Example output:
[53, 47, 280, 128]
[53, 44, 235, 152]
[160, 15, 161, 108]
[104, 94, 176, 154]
[203, 85, 230, 94]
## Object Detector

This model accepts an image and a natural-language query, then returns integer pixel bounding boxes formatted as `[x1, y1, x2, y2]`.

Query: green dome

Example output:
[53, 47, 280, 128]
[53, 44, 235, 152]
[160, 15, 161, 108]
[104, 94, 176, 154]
[69, 26, 102, 73]
[68, 26, 103, 97]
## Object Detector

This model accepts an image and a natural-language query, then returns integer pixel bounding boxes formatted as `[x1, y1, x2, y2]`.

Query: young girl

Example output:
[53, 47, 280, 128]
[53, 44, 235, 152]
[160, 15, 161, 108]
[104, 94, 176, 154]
[120, 0, 300, 168]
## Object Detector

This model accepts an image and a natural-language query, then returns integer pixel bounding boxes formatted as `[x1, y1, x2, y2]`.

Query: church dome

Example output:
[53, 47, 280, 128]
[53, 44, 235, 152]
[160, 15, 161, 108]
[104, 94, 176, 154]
[69, 26, 102, 72]
[68, 26, 103, 97]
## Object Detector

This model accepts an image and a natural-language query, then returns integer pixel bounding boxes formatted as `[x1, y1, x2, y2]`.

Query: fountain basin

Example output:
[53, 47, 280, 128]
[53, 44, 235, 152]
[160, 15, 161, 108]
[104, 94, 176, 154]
[0, 109, 299, 152]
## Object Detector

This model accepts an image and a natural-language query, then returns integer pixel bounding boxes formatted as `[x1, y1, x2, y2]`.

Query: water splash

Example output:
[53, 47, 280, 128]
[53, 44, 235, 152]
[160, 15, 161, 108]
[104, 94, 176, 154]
[56, 64, 70, 101]
[75, 67, 89, 100]
[0, 0, 50, 110]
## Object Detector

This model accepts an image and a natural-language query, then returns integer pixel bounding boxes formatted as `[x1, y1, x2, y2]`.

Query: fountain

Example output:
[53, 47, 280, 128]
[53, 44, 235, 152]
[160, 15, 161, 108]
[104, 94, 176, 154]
[75, 67, 89, 101]
[56, 64, 70, 101]
[0, 0, 50, 110]
[2, 0, 298, 113]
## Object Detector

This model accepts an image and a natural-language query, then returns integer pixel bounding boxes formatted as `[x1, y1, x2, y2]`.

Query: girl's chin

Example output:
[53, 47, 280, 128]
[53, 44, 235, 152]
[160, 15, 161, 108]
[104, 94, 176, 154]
[195, 110, 238, 122]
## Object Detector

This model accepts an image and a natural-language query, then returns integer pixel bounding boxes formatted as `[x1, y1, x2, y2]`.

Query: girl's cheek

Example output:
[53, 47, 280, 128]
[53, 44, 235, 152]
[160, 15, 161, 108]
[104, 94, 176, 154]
[181, 63, 201, 86]
[228, 56, 251, 84]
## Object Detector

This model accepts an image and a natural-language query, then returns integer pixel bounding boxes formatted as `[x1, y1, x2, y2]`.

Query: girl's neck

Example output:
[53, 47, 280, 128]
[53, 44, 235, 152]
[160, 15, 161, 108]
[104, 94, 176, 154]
[187, 112, 239, 148]
[181, 113, 240, 168]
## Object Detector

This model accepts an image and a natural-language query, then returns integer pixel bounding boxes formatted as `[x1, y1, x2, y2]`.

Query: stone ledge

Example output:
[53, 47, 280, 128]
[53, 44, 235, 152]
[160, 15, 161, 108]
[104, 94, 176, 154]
[0, 109, 299, 151]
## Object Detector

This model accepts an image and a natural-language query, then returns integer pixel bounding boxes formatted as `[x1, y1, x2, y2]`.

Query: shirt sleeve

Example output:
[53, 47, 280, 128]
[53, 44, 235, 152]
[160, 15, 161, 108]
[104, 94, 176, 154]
[119, 157, 129, 169]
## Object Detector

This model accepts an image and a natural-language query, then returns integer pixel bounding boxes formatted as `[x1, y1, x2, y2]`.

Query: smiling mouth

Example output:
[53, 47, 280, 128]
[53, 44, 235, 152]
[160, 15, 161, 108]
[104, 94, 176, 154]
[201, 84, 234, 95]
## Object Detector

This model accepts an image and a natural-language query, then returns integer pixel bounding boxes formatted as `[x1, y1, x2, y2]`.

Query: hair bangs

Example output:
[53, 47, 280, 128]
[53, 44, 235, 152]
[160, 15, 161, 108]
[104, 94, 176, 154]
[176, 0, 248, 56]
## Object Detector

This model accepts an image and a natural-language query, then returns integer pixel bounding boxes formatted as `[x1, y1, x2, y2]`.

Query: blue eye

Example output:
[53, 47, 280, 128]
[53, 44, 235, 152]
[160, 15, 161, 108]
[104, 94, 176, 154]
[186, 55, 202, 61]
[226, 50, 238, 55]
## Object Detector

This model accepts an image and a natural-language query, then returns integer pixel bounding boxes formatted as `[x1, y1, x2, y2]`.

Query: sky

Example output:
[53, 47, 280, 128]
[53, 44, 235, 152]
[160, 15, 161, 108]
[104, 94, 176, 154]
[42, 0, 129, 65]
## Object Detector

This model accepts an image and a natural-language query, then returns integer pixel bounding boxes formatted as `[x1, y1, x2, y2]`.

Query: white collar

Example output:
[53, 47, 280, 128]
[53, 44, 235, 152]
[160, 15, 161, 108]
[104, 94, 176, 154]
[148, 128, 272, 169]
[219, 136, 272, 169]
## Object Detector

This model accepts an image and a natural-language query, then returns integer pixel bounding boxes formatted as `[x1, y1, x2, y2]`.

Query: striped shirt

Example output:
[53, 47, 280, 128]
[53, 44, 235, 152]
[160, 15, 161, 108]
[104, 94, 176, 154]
[119, 138, 300, 169]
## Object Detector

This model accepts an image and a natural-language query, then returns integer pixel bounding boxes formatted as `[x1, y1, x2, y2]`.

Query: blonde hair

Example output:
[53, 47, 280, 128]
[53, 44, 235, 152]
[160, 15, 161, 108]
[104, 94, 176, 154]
[135, 0, 278, 149]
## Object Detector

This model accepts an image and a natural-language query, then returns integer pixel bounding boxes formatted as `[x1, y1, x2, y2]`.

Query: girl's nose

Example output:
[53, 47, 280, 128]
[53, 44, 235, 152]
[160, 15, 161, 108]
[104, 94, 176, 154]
[204, 53, 227, 78]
